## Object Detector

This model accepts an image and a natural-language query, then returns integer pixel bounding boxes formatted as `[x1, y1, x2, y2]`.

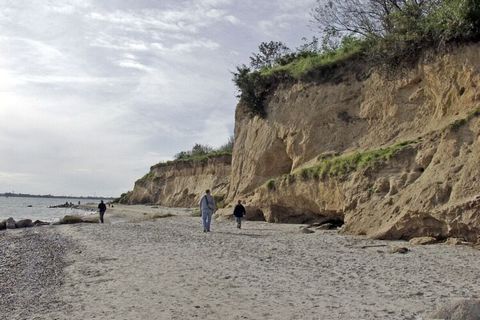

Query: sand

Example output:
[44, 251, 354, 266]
[1, 205, 480, 320]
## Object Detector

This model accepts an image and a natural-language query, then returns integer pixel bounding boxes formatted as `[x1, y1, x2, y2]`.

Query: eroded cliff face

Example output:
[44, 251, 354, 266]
[226, 43, 480, 241]
[123, 155, 231, 207]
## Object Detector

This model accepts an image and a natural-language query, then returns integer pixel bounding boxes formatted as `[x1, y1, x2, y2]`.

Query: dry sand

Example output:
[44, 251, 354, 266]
[1, 205, 480, 320]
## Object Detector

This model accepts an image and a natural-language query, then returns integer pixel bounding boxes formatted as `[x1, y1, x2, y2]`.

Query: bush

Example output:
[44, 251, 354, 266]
[300, 168, 310, 180]
[232, 65, 270, 117]
[266, 179, 276, 190]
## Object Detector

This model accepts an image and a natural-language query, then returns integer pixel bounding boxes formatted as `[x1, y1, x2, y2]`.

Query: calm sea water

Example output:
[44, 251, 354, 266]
[0, 196, 101, 222]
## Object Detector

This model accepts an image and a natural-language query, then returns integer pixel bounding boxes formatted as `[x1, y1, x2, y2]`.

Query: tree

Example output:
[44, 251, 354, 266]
[311, 0, 439, 41]
[249, 41, 291, 70]
[174, 151, 190, 160]
[297, 36, 321, 54]
[191, 143, 213, 156]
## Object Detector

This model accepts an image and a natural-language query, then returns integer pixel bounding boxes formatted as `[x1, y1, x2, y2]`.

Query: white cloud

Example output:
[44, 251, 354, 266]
[0, 0, 313, 196]
[224, 15, 240, 24]
[117, 59, 152, 72]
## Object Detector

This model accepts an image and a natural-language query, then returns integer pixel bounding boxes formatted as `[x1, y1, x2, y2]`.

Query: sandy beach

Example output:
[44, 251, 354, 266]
[1, 205, 480, 320]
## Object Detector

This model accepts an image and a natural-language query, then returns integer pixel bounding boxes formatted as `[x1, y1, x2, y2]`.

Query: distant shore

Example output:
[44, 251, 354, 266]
[1, 205, 480, 319]
[0, 193, 115, 200]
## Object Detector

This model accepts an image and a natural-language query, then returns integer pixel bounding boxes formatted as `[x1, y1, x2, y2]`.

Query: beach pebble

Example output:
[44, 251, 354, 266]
[6, 217, 16, 229]
[409, 236, 437, 245]
[300, 227, 314, 234]
[390, 246, 409, 254]
[16, 219, 34, 228]
[33, 220, 50, 227]
[427, 299, 480, 320]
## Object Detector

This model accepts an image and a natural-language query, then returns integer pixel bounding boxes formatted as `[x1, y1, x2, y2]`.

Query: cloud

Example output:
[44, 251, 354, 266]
[117, 59, 152, 72]
[0, 0, 314, 196]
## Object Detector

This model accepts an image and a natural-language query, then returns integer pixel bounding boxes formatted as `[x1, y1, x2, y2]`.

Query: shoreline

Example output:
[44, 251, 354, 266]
[1, 207, 480, 319]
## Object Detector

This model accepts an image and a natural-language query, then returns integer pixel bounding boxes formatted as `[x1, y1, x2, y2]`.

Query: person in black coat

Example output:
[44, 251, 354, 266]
[233, 200, 246, 229]
[98, 200, 107, 223]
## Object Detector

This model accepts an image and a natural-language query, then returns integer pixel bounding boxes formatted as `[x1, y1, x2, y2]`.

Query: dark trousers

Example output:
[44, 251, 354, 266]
[99, 211, 105, 223]
[235, 217, 242, 228]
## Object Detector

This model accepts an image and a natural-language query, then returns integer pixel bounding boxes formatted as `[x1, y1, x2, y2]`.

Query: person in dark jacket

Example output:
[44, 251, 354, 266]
[98, 200, 107, 223]
[233, 200, 246, 229]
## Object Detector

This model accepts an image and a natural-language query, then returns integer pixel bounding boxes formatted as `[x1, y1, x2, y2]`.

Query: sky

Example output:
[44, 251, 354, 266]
[0, 0, 318, 197]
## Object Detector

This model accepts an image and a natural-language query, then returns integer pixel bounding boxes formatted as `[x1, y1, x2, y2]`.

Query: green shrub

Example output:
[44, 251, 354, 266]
[262, 36, 365, 79]
[300, 168, 310, 180]
[232, 66, 270, 117]
[266, 179, 276, 191]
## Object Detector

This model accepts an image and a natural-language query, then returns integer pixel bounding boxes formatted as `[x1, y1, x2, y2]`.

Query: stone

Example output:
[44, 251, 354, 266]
[0, 219, 6, 230]
[300, 227, 314, 234]
[374, 211, 448, 240]
[316, 223, 337, 230]
[59, 215, 99, 224]
[60, 215, 84, 224]
[33, 220, 50, 227]
[81, 215, 100, 223]
[6, 217, 16, 229]
[427, 299, 480, 320]
[445, 237, 465, 245]
[15, 219, 34, 228]
[409, 236, 437, 245]
[390, 246, 409, 254]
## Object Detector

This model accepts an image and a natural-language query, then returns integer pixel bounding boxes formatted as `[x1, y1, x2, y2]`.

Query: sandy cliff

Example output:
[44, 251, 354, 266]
[121, 155, 231, 207]
[226, 43, 480, 241]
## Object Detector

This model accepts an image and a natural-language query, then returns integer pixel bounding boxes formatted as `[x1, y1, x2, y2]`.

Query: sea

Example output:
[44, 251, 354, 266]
[0, 196, 101, 222]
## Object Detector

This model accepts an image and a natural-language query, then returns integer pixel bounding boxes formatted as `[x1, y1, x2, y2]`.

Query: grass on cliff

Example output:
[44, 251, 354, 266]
[151, 150, 232, 170]
[301, 140, 417, 178]
[261, 38, 365, 79]
[264, 140, 417, 191]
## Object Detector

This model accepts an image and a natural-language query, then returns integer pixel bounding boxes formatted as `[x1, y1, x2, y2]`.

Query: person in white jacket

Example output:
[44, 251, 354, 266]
[199, 189, 216, 232]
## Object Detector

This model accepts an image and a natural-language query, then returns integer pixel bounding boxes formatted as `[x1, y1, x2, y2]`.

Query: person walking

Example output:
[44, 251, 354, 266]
[199, 189, 216, 232]
[98, 200, 107, 224]
[233, 200, 246, 229]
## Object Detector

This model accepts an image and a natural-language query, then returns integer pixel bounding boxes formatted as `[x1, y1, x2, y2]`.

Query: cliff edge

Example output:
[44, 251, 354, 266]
[120, 155, 231, 208]
[226, 43, 480, 241]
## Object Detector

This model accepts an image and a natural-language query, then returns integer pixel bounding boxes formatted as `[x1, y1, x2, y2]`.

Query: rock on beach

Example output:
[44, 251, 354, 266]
[15, 219, 34, 228]
[6, 217, 16, 229]
[427, 299, 480, 320]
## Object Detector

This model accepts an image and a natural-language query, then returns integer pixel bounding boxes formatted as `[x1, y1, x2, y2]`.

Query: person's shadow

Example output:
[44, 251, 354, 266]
[212, 231, 267, 238]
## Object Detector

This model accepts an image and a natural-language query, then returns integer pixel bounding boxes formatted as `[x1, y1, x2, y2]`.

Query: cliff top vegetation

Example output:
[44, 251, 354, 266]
[233, 0, 480, 116]
[148, 136, 234, 170]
